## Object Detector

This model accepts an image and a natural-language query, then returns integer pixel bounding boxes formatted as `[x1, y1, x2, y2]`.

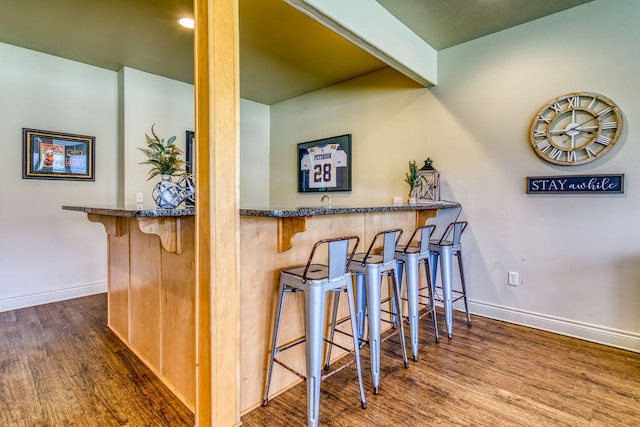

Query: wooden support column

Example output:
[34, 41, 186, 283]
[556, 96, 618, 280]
[194, 0, 240, 426]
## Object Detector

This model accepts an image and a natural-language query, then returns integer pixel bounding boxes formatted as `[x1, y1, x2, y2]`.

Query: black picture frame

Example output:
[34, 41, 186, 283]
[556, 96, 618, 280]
[22, 128, 95, 181]
[186, 130, 195, 174]
[297, 134, 352, 193]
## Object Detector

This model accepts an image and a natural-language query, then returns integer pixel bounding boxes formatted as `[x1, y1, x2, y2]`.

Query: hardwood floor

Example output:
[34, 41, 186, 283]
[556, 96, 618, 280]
[243, 309, 640, 426]
[0, 293, 194, 426]
[2, 294, 638, 426]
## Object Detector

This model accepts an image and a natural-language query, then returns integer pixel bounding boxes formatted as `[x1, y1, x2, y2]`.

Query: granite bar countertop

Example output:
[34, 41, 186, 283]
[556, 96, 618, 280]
[240, 200, 460, 218]
[63, 200, 460, 218]
[62, 205, 196, 217]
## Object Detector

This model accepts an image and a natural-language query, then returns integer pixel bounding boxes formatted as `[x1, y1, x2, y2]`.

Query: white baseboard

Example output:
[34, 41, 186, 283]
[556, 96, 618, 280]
[468, 299, 640, 353]
[0, 282, 107, 313]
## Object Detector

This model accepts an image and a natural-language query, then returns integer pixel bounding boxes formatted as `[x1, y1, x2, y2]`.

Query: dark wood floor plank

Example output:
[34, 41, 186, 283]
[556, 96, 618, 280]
[2, 294, 638, 426]
[243, 309, 640, 426]
[0, 294, 194, 427]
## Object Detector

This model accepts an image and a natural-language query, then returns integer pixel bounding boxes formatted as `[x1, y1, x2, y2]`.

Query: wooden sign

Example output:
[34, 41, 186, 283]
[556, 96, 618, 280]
[527, 174, 624, 194]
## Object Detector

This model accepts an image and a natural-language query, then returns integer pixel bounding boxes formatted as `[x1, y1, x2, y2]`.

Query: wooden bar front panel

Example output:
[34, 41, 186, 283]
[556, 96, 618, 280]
[239, 210, 423, 413]
[160, 217, 196, 407]
[129, 220, 162, 369]
[101, 216, 196, 411]
[93, 208, 437, 415]
[107, 218, 130, 341]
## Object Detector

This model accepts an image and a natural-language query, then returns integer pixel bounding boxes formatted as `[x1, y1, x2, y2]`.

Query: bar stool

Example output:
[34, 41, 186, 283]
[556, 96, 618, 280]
[344, 229, 408, 395]
[394, 224, 439, 362]
[261, 236, 366, 427]
[429, 221, 472, 339]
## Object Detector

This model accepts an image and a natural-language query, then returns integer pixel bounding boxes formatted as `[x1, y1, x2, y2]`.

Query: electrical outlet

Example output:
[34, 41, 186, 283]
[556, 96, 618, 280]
[136, 192, 144, 203]
[508, 271, 519, 286]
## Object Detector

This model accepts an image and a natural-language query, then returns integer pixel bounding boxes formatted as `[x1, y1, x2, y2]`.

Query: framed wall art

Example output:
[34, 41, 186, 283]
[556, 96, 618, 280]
[297, 134, 352, 193]
[22, 128, 95, 181]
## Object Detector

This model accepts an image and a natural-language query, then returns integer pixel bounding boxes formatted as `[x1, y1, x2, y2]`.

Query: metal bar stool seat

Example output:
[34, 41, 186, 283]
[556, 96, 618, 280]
[328, 229, 408, 395]
[393, 224, 439, 362]
[429, 221, 472, 339]
[262, 236, 366, 427]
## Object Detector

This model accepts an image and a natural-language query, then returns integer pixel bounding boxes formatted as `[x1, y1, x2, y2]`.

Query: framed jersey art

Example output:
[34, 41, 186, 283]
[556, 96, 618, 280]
[297, 134, 352, 192]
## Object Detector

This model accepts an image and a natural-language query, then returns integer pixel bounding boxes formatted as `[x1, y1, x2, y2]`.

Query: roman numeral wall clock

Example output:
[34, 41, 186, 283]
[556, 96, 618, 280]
[529, 92, 623, 166]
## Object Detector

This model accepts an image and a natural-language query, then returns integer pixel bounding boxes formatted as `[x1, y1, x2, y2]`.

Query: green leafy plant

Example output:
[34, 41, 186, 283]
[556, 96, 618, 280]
[138, 124, 185, 181]
[404, 160, 420, 197]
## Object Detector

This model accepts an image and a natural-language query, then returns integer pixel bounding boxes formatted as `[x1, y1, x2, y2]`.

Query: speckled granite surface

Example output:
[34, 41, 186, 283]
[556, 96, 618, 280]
[62, 205, 196, 217]
[240, 201, 460, 218]
[63, 201, 460, 218]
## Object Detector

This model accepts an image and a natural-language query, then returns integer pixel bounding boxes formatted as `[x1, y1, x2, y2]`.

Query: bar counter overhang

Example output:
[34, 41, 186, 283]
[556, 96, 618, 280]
[62, 201, 460, 413]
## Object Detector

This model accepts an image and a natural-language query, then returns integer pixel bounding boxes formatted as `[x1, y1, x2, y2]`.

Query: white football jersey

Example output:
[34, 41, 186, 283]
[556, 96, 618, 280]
[301, 144, 347, 188]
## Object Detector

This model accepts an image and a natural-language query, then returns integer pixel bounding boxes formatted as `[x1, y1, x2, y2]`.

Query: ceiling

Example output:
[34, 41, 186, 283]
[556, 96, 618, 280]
[0, 0, 592, 105]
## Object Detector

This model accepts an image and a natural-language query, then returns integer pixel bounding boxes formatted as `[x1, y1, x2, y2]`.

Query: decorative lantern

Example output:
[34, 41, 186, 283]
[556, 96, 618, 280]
[416, 158, 440, 203]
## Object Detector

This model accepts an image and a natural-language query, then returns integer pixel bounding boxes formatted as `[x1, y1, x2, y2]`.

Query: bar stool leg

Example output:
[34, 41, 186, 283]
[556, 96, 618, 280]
[429, 251, 439, 299]
[354, 272, 367, 344]
[320, 283, 368, 408]
[439, 244, 453, 339]
[404, 253, 420, 362]
[364, 263, 382, 395]
[390, 268, 409, 369]
[305, 285, 325, 427]
[392, 260, 403, 327]
[422, 258, 439, 343]
[323, 290, 341, 369]
[456, 250, 472, 326]
[262, 281, 287, 406]
[345, 281, 367, 409]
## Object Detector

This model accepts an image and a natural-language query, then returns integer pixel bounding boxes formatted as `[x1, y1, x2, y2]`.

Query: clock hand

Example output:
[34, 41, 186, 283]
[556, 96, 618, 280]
[549, 116, 599, 136]
[549, 128, 595, 136]
[548, 119, 598, 137]
[570, 128, 595, 135]
[566, 116, 598, 133]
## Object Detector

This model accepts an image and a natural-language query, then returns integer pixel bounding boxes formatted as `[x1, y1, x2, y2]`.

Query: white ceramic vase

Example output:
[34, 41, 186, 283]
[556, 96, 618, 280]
[152, 175, 181, 209]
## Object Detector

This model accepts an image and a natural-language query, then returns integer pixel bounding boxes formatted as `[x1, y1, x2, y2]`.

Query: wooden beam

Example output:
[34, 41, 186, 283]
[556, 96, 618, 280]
[194, 0, 241, 426]
[284, 0, 437, 86]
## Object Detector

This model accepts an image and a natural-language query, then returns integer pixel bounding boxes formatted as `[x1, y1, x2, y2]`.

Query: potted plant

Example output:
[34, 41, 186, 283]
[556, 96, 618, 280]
[139, 124, 185, 181]
[404, 160, 420, 204]
[139, 125, 186, 208]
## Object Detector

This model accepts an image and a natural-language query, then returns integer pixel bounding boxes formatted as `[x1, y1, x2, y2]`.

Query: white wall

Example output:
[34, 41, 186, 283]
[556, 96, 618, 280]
[270, 0, 640, 350]
[270, 68, 429, 207]
[0, 44, 271, 312]
[432, 0, 640, 350]
[4, 0, 636, 351]
[0, 42, 118, 310]
[120, 68, 270, 207]
[120, 67, 195, 205]
[240, 99, 270, 207]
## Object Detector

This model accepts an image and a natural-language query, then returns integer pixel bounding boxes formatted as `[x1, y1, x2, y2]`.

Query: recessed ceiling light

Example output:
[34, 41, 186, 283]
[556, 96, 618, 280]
[178, 17, 195, 29]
